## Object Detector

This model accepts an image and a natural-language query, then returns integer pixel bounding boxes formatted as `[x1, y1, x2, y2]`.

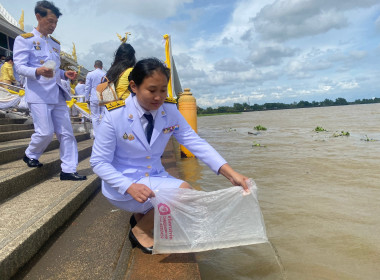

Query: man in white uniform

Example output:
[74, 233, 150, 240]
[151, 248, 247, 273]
[13, 0, 86, 181]
[74, 78, 85, 96]
[84, 60, 106, 137]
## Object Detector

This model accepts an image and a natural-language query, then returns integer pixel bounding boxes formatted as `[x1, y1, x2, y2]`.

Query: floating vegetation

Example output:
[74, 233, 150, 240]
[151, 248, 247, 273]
[252, 142, 266, 147]
[361, 135, 378, 142]
[225, 128, 236, 132]
[314, 126, 327, 132]
[332, 131, 350, 137]
[254, 125, 267, 131]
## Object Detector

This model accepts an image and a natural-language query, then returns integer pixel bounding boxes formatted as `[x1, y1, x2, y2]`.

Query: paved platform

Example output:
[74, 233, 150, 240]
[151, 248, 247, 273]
[12, 138, 201, 280]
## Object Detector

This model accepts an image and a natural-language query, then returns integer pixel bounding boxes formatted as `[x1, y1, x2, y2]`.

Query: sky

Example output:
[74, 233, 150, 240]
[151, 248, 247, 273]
[3, 0, 380, 107]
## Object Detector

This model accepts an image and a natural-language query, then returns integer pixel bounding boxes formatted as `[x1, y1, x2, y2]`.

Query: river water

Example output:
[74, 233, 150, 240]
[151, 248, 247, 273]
[176, 103, 380, 280]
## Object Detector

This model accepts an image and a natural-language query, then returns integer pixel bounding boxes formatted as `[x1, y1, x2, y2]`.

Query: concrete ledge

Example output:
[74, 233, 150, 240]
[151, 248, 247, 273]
[0, 124, 34, 133]
[0, 132, 90, 165]
[0, 163, 99, 280]
[0, 130, 34, 142]
[0, 118, 27, 125]
[0, 139, 93, 202]
[4, 137, 201, 280]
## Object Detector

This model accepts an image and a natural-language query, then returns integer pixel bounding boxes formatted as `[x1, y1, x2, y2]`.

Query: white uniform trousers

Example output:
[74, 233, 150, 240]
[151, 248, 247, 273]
[90, 101, 104, 137]
[26, 102, 78, 173]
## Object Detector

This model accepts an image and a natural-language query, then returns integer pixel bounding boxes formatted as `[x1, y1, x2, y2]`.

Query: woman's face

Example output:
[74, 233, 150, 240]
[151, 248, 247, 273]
[131, 70, 168, 111]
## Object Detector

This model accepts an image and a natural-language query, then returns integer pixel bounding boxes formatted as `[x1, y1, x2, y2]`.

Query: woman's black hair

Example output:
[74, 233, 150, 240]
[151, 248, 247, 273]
[35, 1, 62, 18]
[106, 43, 136, 85]
[128, 58, 170, 88]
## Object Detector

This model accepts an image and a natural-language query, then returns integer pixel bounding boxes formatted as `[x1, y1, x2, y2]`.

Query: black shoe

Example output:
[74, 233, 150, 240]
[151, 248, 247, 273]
[23, 155, 43, 168]
[129, 230, 153, 254]
[130, 215, 137, 228]
[60, 172, 87, 181]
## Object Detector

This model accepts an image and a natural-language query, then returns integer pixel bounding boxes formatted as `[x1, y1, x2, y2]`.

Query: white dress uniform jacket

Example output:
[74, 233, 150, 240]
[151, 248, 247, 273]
[13, 28, 71, 104]
[90, 95, 227, 202]
[13, 28, 79, 173]
[84, 68, 106, 103]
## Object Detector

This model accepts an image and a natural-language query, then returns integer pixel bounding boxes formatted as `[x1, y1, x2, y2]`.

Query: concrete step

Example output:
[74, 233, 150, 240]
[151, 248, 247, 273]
[0, 157, 99, 280]
[0, 139, 93, 203]
[0, 130, 34, 143]
[0, 132, 90, 165]
[0, 123, 34, 133]
[0, 118, 28, 125]
[7, 139, 201, 280]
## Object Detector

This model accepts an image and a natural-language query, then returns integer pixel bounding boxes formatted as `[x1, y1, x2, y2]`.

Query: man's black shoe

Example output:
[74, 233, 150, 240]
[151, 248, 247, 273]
[23, 155, 43, 168]
[60, 172, 87, 181]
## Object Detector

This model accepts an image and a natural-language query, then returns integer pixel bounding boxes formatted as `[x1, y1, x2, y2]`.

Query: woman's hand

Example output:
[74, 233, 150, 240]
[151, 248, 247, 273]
[126, 183, 155, 203]
[219, 163, 250, 191]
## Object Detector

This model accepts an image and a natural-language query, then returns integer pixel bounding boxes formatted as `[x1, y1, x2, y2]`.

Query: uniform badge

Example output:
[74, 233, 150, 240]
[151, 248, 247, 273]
[163, 125, 179, 133]
[53, 47, 59, 53]
[40, 60, 45, 65]
[123, 133, 134, 141]
[33, 41, 41, 50]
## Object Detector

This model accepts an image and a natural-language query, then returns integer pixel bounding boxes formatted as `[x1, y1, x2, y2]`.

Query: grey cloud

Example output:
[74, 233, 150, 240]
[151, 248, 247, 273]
[214, 58, 251, 72]
[251, 0, 379, 41]
[78, 40, 120, 71]
[67, 0, 192, 19]
[249, 44, 298, 66]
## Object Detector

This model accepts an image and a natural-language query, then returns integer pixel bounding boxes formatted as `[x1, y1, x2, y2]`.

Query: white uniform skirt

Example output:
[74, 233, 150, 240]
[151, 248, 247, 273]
[106, 176, 184, 214]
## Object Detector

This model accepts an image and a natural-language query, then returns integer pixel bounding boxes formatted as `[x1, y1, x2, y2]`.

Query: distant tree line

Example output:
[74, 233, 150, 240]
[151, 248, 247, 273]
[197, 97, 380, 115]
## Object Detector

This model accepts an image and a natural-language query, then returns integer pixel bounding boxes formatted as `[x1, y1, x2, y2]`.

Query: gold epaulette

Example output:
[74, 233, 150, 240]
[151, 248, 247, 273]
[164, 96, 177, 104]
[50, 36, 60, 45]
[106, 100, 125, 111]
[20, 33, 34, 39]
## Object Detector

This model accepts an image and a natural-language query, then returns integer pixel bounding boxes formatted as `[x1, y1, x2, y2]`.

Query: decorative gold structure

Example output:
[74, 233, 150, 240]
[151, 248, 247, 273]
[19, 10, 24, 31]
[72, 42, 77, 62]
[116, 32, 131, 44]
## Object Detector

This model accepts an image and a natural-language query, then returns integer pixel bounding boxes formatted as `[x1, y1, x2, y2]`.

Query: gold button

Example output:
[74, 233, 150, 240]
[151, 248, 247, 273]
[145, 173, 149, 177]
[147, 165, 151, 169]
[146, 156, 151, 159]
[128, 114, 133, 119]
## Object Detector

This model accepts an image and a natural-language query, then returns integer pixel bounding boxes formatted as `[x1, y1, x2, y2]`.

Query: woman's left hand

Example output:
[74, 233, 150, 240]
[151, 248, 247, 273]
[219, 163, 250, 191]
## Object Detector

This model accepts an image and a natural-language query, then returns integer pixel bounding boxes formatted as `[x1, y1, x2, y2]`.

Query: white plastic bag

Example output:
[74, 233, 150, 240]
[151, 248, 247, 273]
[41, 60, 56, 82]
[151, 179, 268, 254]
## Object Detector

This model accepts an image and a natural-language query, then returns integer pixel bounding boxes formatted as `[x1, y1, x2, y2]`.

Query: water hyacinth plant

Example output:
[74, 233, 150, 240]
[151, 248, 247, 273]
[315, 126, 327, 132]
[332, 131, 350, 137]
[252, 142, 266, 147]
[254, 125, 267, 131]
[361, 135, 378, 142]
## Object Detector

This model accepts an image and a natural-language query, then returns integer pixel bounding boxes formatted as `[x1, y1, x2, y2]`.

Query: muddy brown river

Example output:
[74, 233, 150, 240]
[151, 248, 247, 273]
[176, 103, 380, 280]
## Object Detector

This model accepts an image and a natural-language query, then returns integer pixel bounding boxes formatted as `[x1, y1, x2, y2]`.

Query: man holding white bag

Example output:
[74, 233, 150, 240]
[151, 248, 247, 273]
[13, 0, 86, 181]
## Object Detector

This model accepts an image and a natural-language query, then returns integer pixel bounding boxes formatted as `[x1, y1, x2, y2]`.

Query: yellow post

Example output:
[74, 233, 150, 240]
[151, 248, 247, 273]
[178, 88, 197, 158]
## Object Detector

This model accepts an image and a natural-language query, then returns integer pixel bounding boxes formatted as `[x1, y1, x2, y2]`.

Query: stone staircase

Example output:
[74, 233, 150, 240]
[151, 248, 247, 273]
[0, 111, 99, 279]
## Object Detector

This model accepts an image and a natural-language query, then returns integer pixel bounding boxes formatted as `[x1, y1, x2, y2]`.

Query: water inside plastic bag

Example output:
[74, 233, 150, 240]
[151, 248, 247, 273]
[151, 179, 268, 254]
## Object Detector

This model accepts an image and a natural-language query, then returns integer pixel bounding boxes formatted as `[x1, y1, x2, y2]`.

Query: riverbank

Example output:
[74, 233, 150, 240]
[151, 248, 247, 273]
[12, 137, 201, 280]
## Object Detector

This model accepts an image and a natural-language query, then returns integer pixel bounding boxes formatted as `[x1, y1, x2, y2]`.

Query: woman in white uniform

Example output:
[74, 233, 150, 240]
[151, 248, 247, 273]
[90, 58, 249, 254]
